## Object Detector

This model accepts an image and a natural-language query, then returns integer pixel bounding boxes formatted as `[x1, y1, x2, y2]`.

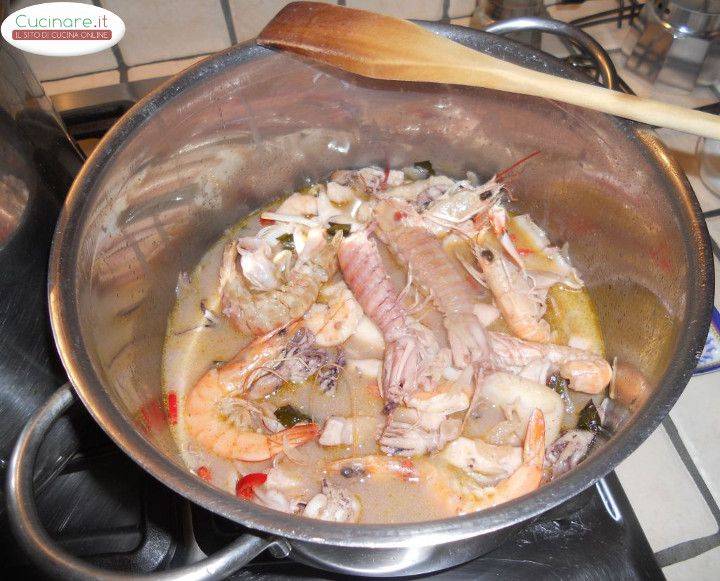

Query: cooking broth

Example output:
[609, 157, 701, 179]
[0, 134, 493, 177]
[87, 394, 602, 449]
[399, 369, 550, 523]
[163, 162, 613, 523]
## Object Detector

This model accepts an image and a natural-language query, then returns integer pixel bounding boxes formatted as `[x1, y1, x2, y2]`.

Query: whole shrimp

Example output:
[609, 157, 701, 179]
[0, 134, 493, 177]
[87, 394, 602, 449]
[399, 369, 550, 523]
[489, 331, 612, 394]
[421, 177, 504, 236]
[220, 228, 342, 336]
[473, 245, 552, 343]
[184, 325, 320, 461]
[374, 198, 489, 366]
[338, 228, 439, 412]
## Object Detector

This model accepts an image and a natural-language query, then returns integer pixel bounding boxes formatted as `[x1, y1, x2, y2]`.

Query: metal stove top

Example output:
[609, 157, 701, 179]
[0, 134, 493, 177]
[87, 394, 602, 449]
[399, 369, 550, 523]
[4, 415, 661, 579]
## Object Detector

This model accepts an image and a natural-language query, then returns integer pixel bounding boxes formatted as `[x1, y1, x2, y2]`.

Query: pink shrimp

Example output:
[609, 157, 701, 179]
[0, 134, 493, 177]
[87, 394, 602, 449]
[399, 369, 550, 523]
[184, 324, 320, 461]
[374, 198, 489, 366]
[489, 331, 612, 394]
[338, 229, 438, 412]
[473, 245, 552, 343]
[429, 408, 546, 514]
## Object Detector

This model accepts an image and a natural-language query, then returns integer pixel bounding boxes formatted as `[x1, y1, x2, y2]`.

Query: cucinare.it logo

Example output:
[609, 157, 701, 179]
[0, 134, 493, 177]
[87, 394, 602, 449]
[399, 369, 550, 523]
[1, 2, 124, 57]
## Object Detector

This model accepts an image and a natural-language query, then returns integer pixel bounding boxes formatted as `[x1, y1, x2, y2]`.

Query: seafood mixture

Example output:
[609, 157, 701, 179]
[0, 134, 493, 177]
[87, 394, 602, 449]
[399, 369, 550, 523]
[163, 157, 616, 524]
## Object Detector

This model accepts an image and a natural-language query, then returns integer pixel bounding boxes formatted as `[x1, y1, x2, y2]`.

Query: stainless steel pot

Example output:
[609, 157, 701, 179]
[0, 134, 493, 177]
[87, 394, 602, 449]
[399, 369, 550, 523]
[6, 20, 714, 579]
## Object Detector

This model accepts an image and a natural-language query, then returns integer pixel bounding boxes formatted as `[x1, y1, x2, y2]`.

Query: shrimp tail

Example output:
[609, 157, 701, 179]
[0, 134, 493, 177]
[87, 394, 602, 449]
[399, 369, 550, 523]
[266, 423, 320, 458]
[484, 409, 545, 507]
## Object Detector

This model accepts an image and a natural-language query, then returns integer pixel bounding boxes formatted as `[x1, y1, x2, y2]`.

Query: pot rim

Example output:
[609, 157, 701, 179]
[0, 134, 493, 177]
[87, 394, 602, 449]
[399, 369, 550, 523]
[48, 26, 714, 548]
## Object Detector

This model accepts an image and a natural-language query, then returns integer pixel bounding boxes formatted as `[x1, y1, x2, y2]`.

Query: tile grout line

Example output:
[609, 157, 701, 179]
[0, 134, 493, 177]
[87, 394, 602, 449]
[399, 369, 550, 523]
[219, 0, 238, 46]
[653, 416, 720, 567]
[42, 67, 120, 83]
[711, 236, 720, 260]
[41, 49, 219, 84]
[92, 0, 128, 83]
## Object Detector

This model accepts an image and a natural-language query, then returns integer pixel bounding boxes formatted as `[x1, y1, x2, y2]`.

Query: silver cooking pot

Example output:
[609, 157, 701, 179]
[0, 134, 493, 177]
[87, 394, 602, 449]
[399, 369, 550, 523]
[6, 20, 714, 579]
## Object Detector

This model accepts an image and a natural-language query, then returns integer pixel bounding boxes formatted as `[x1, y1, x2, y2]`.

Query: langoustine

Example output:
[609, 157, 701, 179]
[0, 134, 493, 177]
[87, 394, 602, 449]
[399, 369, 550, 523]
[220, 228, 342, 336]
[374, 198, 489, 367]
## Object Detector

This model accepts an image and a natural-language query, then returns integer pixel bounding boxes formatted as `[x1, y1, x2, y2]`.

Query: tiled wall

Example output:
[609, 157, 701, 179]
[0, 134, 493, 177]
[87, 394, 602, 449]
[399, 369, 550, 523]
[9, 0, 477, 96]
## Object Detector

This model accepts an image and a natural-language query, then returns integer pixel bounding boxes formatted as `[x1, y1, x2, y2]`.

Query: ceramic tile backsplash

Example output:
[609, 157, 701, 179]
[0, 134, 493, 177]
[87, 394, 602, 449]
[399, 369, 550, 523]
[448, 0, 477, 18]
[101, 0, 231, 66]
[127, 56, 208, 82]
[346, 0, 444, 20]
[42, 70, 120, 96]
[227, 0, 334, 44]
[22, 0, 464, 88]
[22, 41, 118, 81]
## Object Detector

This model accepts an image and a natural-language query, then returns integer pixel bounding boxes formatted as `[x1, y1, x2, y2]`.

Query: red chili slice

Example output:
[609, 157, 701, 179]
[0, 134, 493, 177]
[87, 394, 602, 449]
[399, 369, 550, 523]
[259, 217, 276, 226]
[236, 472, 267, 499]
[197, 466, 212, 482]
[167, 391, 178, 425]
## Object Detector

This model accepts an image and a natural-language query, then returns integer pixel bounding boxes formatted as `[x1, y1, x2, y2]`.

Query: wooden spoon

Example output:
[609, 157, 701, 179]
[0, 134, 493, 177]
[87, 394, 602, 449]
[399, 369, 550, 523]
[257, 2, 720, 140]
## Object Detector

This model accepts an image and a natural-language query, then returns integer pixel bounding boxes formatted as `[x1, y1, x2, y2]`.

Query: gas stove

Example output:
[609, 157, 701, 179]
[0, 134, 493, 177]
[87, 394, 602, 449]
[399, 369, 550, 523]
[4, 427, 663, 578]
[1, 76, 665, 581]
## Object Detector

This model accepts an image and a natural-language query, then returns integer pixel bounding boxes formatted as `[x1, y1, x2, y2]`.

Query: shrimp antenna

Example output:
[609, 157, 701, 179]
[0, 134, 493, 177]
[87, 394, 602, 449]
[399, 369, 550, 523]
[494, 150, 541, 182]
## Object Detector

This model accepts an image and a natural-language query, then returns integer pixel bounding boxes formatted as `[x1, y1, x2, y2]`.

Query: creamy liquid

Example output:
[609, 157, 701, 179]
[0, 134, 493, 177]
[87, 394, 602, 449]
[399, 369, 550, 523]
[162, 209, 454, 522]
[162, 195, 603, 524]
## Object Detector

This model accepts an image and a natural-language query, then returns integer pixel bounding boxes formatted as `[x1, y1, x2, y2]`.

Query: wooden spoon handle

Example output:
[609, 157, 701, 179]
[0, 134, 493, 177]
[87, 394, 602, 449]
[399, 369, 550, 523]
[258, 2, 720, 140]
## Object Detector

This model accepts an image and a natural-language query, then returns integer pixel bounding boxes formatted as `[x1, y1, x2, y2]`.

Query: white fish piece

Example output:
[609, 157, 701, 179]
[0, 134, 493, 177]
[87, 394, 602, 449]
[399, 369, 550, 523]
[346, 358, 382, 378]
[480, 372, 563, 444]
[342, 316, 386, 359]
[442, 437, 522, 484]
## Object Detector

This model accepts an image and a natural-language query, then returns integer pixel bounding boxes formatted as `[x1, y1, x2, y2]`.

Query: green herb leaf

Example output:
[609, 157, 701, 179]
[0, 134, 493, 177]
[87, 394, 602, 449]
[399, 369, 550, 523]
[577, 400, 601, 432]
[414, 160, 435, 176]
[274, 405, 312, 428]
[327, 222, 352, 237]
[277, 233, 295, 250]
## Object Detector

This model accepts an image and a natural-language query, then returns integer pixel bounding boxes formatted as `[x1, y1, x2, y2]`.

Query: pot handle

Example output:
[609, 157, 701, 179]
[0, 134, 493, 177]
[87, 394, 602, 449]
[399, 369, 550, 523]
[6, 384, 290, 580]
[484, 17, 619, 91]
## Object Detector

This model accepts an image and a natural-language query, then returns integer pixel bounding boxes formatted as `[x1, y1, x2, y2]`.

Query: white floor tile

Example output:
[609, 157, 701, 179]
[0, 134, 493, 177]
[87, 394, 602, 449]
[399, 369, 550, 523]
[42, 70, 120, 97]
[616, 425, 717, 551]
[707, 217, 720, 246]
[670, 367, 720, 506]
[663, 546, 720, 581]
